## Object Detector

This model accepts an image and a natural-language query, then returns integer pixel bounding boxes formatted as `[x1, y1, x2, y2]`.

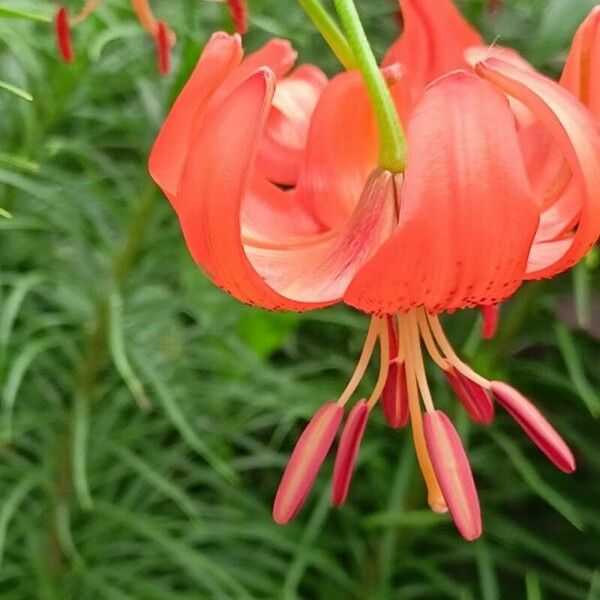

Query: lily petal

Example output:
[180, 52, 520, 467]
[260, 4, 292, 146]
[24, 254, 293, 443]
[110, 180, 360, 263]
[149, 32, 243, 203]
[475, 58, 600, 279]
[424, 410, 482, 541]
[149, 34, 297, 204]
[273, 403, 343, 524]
[331, 400, 369, 507]
[294, 71, 379, 230]
[257, 64, 328, 185]
[384, 0, 482, 99]
[345, 71, 539, 314]
[560, 6, 600, 115]
[491, 381, 576, 473]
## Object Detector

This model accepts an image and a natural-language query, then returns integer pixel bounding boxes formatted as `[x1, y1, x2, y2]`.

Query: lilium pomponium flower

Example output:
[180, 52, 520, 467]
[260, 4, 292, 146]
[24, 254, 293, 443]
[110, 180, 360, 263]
[149, 5, 600, 540]
[53, 0, 248, 75]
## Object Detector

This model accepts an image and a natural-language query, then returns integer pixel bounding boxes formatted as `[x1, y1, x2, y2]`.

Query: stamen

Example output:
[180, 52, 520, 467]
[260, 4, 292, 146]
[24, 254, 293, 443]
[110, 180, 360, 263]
[427, 313, 490, 389]
[404, 312, 435, 413]
[54, 7, 74, 64]
[155, 20, 171, 75]
[131, 0, 176, 46]
[71, 0, 103, 26]
[366, 319, 390, 408]
[331, 399, 369, 506]
[416, 309, 449, 370]
[337, 317, 382, 407]
[131, 0, 159, 36]
[273, 402, 343, 524]
[398, 313, 447, 513]
[226, 0, 248, 34]
[481, 304, 499, 340]
[381, 316, 409, 428]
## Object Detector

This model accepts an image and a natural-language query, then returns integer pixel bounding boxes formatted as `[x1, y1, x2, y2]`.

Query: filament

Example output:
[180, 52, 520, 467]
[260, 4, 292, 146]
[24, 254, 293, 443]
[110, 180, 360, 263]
[427, 314, 490, 389]
[131, 0, 159, 36]
[71, 0, 103, 26]
[367, 318, 390, 409]
[416, 309, 449, 370]
[403, 312, 435, 413]
[398, 313, 447, 513]
[337, 317, 381, 407]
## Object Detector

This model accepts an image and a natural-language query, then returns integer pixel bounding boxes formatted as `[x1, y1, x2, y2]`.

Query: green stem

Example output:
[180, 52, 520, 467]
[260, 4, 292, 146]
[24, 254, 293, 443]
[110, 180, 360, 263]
[332, 0, 406, 172]
[298, 0, 357, 70]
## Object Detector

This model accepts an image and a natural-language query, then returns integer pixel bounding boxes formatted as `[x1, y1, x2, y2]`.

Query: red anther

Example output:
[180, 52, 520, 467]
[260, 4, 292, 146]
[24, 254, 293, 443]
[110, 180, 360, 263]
[444, 367, 494, 425]
[331, 400, 369, 507]
[488, 0, 503, 14]
[273, 403, 343, 524]
[481, 304, 499, 340]
[155, 20, 171, 76]
[227, 0, 248, 35]
[381, 317, 409, 428]
[55, 6, 74, 64]
[491, 381, 576, 473]
[424, 410, 482, 541]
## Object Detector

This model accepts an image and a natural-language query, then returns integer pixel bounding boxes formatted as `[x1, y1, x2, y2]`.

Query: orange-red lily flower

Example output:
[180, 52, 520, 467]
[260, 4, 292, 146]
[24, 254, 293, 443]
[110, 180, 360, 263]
[149, 4, 600, 539]
[54, 0, 175, 74]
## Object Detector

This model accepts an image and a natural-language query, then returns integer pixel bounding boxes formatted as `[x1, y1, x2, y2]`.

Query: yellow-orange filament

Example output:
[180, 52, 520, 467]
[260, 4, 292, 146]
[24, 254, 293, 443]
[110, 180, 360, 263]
[416, 309, 449, 370]
[337, 317, 382, 407]
[131, 0, 158, 35]
[404, 312, 435, 413]
[398, 312, 447, 513]
[131, 0, 176, 46]
[71, 0, 103, 25]
[367, 319, 390, 409]
[427, 314, 490, 389]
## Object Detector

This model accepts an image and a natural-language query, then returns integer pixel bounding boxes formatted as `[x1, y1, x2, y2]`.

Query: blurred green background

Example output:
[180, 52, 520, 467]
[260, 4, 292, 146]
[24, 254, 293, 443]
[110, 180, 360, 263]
[1, 0, 599, 598]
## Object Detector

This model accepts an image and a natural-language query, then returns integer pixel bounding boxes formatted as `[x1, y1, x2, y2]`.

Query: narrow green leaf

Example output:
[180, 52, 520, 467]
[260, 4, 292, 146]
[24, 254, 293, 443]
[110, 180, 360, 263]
[108, 291, 150, 411]
[72, 391, 94, 510]
[0, 7, 51, 22]
[554, 322, 600, 416]
[492, 432, 584, 530]
[526, 572, 543, 600]
[0, 474, 39, 566]
[0, 80, 33, 102]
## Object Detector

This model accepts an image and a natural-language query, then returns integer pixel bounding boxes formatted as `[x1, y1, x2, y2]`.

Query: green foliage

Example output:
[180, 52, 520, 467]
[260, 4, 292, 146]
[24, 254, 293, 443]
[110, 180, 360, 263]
[0, 0, 599, 598]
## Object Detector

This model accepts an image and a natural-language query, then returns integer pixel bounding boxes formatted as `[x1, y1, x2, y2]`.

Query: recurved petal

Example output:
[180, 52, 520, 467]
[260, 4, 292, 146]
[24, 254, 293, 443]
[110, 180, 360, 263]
[176, 69, 316, 310]
[475, 58, 600, 279]
[149, 32, 243, 203]
[294, 70, 379, 229]
[345, 71, 539, 314]
[424, 410, 482, 541]
[490, 381, 576, 473]
[444, 368, 495, 425]
[244, 169, 399, 306]
[384, 0, 482, 97]
[560, 6, 600, 115]
[273, 403, 343, 524]
[176, 68, 396, 310]
[256, 64, 328, 185]
[331, 400, 369, 507]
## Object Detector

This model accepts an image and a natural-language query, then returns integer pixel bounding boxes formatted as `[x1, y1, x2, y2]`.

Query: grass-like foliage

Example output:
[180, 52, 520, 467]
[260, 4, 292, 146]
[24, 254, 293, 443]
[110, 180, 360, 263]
[0, 0, 599, 597]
